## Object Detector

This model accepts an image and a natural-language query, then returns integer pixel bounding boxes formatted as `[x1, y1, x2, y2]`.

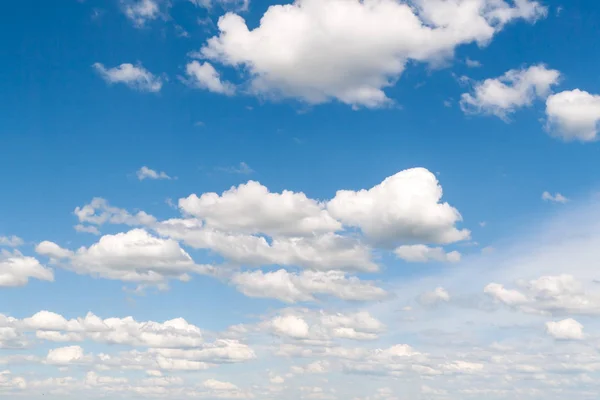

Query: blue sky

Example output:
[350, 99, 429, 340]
[1, 0, 600, 399]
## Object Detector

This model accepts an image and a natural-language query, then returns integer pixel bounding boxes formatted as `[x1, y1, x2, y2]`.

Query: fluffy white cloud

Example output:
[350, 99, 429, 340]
[271, 315, 310, 339]
[542, 191, 569, 204]
[266, 310, 385, 344]
[327, 168, 469, 246]
[46, 346, 89, 365]
[179, 180, 341, 237]
[545, 89, 600, 142]
[121, 0, 162, 27]
[185, 61, 236, 95]
[231, 269, 387, 303]
[0, 249, 53, 287]
[0, 236, 23, 247]
[485, 274, 600, 315]
[137, 166, 172, 181]
[93, 63, 163, 92]
[545, 318, 584, 340]
[36, 229, 211, 284]
[460, 65, 560, 120]
[395, 245, 461, 263]
[199, 0, 546, 108]
[156, 223, 377, 272]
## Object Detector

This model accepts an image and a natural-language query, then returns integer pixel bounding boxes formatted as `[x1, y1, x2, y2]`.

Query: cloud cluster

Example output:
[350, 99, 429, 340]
[60, 167, 468, 301]
[485, 274, 600, 315]
[197, 0, 546, 107]
[460, 64, 560, 120]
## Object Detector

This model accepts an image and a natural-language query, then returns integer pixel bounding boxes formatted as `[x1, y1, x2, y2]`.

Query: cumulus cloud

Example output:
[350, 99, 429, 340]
[198, 0, 546, 108]
[545, 89, 600, 142]
[545, 318, 584, 340]
[35, 229, 211, 285]
[179, 180, 341, 237]
[184, 61, 236, 95]
[136, 166, 172, 181]
[395, 245, 461, 263]
[327, 168, 470, 247]
[542, 191, 569, 204]
[231, 269, 387, 303]
[93, 63, 163, 92]
[0, 249, 54, 287]
[460, 64, 560, 120]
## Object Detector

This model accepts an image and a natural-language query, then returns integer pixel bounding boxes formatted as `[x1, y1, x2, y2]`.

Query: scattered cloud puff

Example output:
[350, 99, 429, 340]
[120, 0, 162, 27]
[0, 235, 24, 247]
[545, 89, 600, 142]
[0, 249, 53, 287]
[215, 162, 254, 175]
[93, 63, 163, 92]
[184, 61, 235, 95]
[542, 191, 569, 204]
[545, 318, 584, 340]
[460, 64, 560, 120]
[198, 0, 547, 108]
[137, 166, 172, 181]
[395, 245, 461, 263]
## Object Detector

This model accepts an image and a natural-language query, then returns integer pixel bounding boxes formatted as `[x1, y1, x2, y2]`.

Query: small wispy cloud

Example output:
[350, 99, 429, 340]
[93, 62, 163, 93]
[465, 58, 482, 68]
[216, 162, 254, 175]
[74, 224, 101, 235]
[136, 166, 172, 181]
[121, 0, 162, 27]
[0, 235, 24, 247]
[542, 191, 569, 204]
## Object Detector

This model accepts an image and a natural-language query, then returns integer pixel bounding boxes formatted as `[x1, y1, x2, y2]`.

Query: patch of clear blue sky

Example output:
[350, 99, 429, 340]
[0, 0, 599, 327]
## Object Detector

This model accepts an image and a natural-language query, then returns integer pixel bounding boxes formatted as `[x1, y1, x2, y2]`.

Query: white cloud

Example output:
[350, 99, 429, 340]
[395, 245, 461, 263]
[542, 191, 569, 204]
[185, 61, 235, 95]
[291, 360, 330, 374]
[36, 229, 211, 285]
[179, 180, 341, 237]
[46, 346, 90, 365]
[485, 274, 600, 315]
[121, 0, 162, 27]
[0, 249, 53, 287]
[199, 0, 546, 108]
[203, 379, 239, 391]
[545, 89, 600, 142]
[74, 224, 100, 235]
[93, 63, 163, 92]
[73, 198, 156, 227]
[215, 162, 254, 175]
[0, 236, 23, 247]
[231, 269, 386, 303]
[545, 318, 584, 340]
[136, 166, 172, 181]
[327, 168, 469, 246]
[271, 315, 310, 339]
[156, 223, 377, 272]
[465, 58, 482, 68]
[460, 64, 560, 120]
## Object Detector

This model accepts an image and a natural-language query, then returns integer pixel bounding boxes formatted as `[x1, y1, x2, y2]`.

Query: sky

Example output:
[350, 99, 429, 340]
[1, 0, 600, 399]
